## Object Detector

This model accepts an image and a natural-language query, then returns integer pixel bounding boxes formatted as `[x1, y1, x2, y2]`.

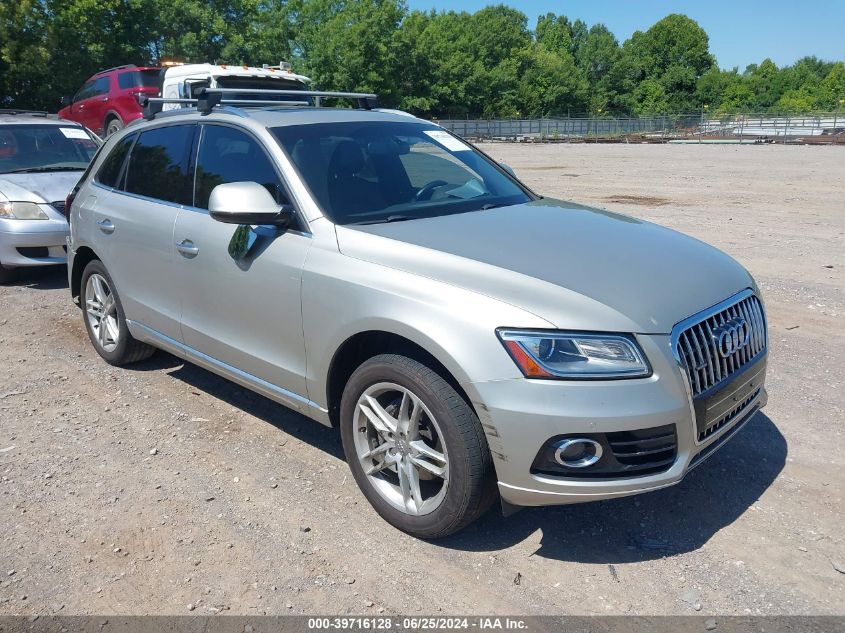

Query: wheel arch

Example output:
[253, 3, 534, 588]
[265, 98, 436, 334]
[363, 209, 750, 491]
[325, 329, 476, 429]
[70, 245, 101, 301]
[103, 110, 124, 133]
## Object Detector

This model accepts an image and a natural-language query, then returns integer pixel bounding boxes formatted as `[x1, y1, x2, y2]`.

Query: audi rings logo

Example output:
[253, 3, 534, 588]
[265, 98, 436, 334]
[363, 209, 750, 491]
[712, 317, 750, 358]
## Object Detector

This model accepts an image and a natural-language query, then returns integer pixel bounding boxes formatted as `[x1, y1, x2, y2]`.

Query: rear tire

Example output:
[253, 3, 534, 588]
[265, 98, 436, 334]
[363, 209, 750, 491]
[80, 259, 155, 365]
[340, 353, 496, 538]
[105, 117, 124, 137]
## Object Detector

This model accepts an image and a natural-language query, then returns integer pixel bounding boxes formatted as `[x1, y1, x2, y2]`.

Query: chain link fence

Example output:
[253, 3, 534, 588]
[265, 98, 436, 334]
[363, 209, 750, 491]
[434, 112, 845, 144]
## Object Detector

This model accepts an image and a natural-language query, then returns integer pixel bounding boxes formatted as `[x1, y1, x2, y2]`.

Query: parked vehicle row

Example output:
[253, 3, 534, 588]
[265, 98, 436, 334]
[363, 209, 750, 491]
[63, 88, 769, 538]
[1, 61, 311, 280]
[58, 63, 311, 138]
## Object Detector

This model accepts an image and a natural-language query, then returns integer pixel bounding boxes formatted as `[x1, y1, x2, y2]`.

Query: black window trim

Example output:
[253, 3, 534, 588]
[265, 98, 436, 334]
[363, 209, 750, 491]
[185, 121, 310, 235]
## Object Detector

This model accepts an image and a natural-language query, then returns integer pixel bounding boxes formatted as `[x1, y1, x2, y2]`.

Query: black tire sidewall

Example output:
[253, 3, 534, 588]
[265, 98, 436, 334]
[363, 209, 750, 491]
[340, 354, 491, 538]
[80, 260, 134, 365]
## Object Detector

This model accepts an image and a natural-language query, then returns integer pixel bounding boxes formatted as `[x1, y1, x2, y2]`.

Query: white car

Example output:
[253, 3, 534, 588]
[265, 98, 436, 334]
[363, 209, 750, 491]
[160, 63, 311, 111]
[0, 110, 100, 283]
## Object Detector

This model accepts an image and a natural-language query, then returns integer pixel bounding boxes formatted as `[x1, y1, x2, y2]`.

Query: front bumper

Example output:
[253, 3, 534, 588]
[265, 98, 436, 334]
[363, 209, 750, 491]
[0, 218, 69, 268]
[466, 334, 768, 507]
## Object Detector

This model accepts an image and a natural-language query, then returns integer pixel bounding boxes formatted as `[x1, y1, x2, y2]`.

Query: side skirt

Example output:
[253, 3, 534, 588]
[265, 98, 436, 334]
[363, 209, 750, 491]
[126, 320, 332, 426]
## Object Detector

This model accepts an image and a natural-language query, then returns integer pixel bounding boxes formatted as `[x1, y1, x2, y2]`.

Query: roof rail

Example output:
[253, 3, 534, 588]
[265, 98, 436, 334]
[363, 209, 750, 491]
[141, 88, 379, 120]
[0, 109, 49, 117]
[94, 64, 138, 75]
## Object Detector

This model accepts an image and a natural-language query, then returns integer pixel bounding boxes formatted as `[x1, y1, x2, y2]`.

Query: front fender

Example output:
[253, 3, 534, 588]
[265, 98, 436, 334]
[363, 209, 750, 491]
[302, 248, 553, 410]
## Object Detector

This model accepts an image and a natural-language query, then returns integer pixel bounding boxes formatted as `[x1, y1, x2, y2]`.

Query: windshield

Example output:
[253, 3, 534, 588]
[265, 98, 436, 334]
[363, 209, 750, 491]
[0, 124, 99, 174]
[271, 121, 532, 225]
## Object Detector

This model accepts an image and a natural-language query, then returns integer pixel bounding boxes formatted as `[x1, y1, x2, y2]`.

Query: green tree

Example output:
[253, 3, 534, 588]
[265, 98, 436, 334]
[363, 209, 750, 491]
[819, 62, 845, 109]
[622, 14, 714, 113]
[576, 24, 622, 113]
[535, 13, 572, 55]
[0, 0, 51, 108]
[517, 44, 587, 117]
[290, 0, 406, 104]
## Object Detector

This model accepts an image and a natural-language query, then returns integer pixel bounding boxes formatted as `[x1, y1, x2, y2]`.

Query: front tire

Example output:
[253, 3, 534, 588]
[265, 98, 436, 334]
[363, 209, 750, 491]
[340, 354, 496, 538]
[80, 260, 155, 365]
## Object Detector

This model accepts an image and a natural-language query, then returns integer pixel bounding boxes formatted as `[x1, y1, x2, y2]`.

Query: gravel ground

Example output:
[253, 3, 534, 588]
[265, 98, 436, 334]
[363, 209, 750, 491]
[0, 143, 843, 616]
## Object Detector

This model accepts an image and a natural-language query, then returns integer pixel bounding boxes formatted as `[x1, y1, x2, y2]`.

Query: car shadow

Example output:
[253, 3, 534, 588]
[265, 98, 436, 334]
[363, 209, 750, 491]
[123, 350, 786, 560]
[134, 351, 344, 460]
[436, 411, 786, 562]
[10, 265, 68, 290]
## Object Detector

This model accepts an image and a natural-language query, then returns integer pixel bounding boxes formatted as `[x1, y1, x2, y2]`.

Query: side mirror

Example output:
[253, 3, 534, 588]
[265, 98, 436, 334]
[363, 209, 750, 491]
[208, 181, 294, 227]
[499, 163, 517, 178]
[60, 96, 71, 107]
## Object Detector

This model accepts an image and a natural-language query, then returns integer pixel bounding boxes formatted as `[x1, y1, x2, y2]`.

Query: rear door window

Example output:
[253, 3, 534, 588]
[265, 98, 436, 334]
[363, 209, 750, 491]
[193, 125, 289, 210]
[124, 125, 195, 204]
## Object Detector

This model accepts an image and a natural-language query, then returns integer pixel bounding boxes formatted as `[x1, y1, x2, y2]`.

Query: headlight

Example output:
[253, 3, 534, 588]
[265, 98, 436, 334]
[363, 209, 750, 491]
[497, 329, 651, 379]
[0, 201, 49, 220]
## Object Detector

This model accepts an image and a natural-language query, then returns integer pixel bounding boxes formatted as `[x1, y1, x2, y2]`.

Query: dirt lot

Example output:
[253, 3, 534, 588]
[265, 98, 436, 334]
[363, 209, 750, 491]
[1, 144, 843, 616]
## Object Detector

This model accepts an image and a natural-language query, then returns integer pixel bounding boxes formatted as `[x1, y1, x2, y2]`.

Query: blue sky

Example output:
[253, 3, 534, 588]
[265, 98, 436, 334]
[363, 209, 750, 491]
[405, 0, 845, 70]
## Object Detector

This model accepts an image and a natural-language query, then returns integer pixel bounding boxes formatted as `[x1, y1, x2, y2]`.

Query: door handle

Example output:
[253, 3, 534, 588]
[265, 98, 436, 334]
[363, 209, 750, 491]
[96, 218, 115, 234]
[176, 239, 199, 257]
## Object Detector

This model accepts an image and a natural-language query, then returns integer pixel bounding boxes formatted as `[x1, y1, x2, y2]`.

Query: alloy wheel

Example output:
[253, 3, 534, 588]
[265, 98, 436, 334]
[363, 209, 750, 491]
[353, 382, 449, 516]
[85, 273, 120, 352]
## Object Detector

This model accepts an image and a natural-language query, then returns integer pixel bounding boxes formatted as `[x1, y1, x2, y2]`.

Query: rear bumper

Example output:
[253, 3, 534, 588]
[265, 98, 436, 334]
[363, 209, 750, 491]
[0, 220, 69, 267]
[465, 333, 768, 507]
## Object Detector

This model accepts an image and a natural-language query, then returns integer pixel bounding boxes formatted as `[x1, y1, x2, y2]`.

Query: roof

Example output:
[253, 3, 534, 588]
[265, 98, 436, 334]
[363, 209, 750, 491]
[146, 105, 423, 128]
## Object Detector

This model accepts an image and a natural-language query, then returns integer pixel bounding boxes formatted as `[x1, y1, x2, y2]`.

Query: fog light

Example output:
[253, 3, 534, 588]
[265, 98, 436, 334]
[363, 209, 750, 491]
[553, 438, 603, 468]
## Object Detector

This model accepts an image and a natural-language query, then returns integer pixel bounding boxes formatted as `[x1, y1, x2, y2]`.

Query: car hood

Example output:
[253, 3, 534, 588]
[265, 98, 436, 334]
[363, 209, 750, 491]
[0, 172, 83, 204]
[336, 199, 754, 334]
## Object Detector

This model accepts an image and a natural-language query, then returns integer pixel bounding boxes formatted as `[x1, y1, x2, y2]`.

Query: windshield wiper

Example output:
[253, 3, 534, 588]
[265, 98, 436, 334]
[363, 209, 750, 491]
[348, 214, 416, 226]
[3, 166, 84, 174]
[479, 203, 506, 211]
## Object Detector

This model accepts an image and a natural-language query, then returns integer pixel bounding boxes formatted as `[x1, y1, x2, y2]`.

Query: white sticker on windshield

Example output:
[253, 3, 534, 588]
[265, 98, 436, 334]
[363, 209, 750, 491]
[59, 127, 90, 140]
[424, 130, 471, 152]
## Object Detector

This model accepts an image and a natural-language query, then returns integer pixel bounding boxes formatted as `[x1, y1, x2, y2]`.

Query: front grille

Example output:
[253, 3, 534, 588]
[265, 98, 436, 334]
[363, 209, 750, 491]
[675, 293, 767, 397]
[698, 387, 761, 442]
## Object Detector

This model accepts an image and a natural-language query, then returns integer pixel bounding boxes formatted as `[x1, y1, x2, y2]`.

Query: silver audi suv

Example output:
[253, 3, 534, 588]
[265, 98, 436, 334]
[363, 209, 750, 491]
[67, 91, 768, 538]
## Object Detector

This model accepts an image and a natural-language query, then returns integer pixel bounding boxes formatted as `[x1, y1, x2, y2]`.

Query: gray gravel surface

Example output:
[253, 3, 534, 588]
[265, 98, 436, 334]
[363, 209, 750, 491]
[0, 143, 842, 615]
